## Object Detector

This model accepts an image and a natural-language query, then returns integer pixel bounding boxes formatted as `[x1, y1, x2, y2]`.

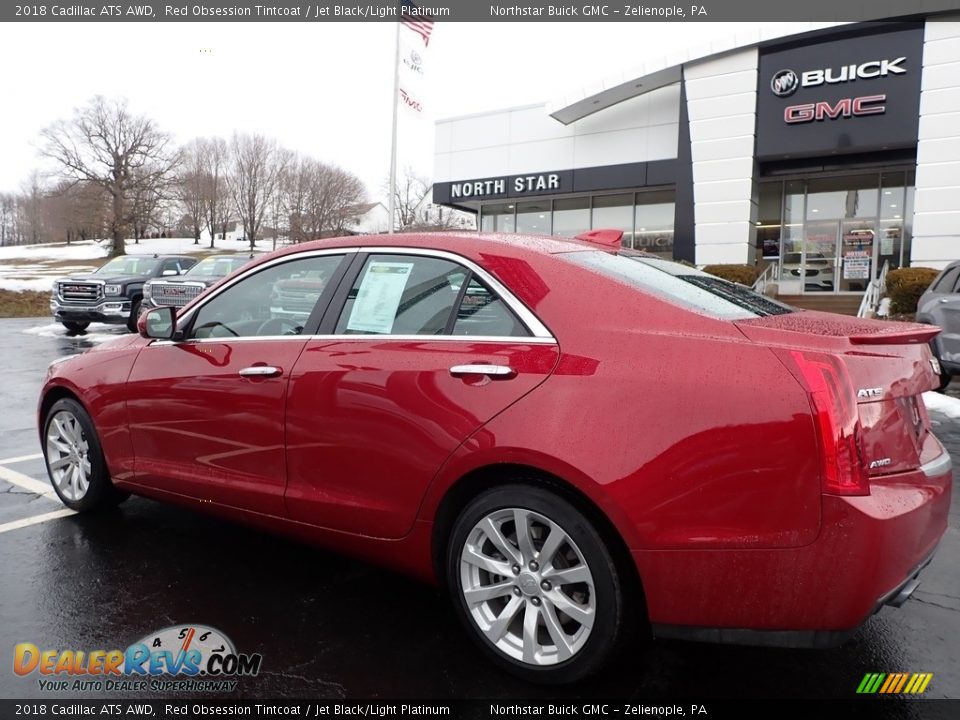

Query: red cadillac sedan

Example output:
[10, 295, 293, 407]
[38, 231, 952, 682]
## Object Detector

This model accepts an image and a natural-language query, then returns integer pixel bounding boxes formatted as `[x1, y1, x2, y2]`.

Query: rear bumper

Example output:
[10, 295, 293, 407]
[636, 443, 952, 647]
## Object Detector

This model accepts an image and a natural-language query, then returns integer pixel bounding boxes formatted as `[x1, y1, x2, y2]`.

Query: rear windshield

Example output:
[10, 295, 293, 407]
[564, 250, 795, 320]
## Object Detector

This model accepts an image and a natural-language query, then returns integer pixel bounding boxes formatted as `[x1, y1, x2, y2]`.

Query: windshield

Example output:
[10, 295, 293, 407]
[564, 250, 795, 320]
[96, 256, 161, 276]
[187, 256, 248, 278]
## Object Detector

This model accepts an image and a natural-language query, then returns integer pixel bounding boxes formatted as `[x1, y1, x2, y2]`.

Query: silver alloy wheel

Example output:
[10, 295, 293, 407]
[45, 410, 92, 502]
[459, 507, 596, 666]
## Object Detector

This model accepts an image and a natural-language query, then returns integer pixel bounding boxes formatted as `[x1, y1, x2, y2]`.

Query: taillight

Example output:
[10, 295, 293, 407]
[785, 350, 870, 496]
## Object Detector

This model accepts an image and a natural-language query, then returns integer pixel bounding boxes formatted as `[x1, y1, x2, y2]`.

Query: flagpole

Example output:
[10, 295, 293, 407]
[388, 21, 401, 234]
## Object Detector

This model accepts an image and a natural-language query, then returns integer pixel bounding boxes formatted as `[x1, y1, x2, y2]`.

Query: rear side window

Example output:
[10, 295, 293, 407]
[334, 254, 530, 337]
[453, 278, 527, 337]
[564, 250, 794, 320]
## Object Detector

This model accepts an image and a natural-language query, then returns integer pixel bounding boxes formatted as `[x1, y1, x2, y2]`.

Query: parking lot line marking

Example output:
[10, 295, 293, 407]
[0, 464, 56, 498]
[0, 453, 43, 465]
[0, 508, 76, 535]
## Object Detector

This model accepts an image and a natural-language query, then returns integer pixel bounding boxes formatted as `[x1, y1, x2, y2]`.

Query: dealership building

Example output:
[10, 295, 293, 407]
[432, 16, 960, 299]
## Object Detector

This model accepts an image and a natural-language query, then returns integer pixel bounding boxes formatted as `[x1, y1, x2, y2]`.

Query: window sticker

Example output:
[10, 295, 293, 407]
[346, 261, 415, 334]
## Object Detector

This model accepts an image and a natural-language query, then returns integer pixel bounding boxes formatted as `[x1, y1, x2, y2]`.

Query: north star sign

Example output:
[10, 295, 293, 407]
[450, 173, 561, 199]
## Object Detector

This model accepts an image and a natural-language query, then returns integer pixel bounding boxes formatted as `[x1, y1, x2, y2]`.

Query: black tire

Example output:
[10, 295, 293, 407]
[61, 321, 89, 334]
[446, 484, 627, 683]
[127, 299, 142, 332]
[937, 373, 952, 393]
[42, 398, 127, 512]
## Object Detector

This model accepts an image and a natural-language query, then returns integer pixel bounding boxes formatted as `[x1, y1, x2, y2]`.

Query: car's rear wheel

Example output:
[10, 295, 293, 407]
[61, 321, 89, 334]
[43, 398, 126, 512]
[446, 484, 626, 683]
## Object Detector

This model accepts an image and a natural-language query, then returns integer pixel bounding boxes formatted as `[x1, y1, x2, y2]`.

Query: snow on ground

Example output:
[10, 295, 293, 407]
[923, 391, 960, 419]
[22, 322, 128, 345]
[0, 237, 280, 292]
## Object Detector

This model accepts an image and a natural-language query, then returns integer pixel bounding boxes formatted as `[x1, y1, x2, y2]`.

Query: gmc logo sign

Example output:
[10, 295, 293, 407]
[784, 94, 886, 124]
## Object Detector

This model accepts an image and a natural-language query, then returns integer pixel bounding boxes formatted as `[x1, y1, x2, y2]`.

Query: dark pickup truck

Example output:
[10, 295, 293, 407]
[50, 254, 197, 333]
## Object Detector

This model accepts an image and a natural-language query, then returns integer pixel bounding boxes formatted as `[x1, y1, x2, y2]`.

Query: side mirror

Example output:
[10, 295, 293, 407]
[138, 306, 177, 340]
[162, 269, 179, 276]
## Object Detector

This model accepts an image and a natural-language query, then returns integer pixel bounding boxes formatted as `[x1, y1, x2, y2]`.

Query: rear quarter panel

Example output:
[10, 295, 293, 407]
[420, 254, 822, 551]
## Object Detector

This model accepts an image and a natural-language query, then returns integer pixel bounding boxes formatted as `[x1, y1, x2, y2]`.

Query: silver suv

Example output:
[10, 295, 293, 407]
[917, 261, 960, 390]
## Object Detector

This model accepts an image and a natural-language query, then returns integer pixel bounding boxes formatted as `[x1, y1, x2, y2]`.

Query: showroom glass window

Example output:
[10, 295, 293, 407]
[480, 203, 516, 232]
[634, 191, 675, 258]
[516, 200, 551, 234]
[552, 197, 590, 237]
[592, 194, 633, 244]
[189, 255, 343, 339]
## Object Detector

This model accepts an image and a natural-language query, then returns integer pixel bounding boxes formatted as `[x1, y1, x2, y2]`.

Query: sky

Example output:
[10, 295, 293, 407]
[0, 21, 813, 198]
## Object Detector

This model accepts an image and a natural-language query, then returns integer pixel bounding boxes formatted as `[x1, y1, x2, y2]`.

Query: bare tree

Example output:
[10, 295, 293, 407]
[228, 133, 287, 253]
[39, 96, 180, 256]
[49, 181, 108, 244]
[177, 140, 208, 246]
[288, 157, 366, 241]
[197, 137, 231, 249]
[389, 167, 430, 231]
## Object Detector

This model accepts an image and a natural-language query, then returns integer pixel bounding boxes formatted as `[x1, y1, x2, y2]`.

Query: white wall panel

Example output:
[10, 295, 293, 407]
[913, 19, 960, 267]
[693, 179, 755, 204]
[646, 124, 680, 161]
[696, 243, 753, 265]
[449, 113, 510, 153]
[690, 157, 755, 184]
[573, 127, 649, 168]
[507, 139, 576, 176]
[689, 114, 756, 143]
[508, 105, 574, 144]
[685, 50, 758, 80]
[695, 200, 755, 225]
[448, 147, 510, 179]
[691, 136, 755, 163]
[919, 86, 960, 115]
[684, 70, 757, 101]
[688, 93, 758, 122]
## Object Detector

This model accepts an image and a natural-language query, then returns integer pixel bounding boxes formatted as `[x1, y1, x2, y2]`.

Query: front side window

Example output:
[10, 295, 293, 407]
[189, 255, 343, 339]
[334, 254, 529, 337]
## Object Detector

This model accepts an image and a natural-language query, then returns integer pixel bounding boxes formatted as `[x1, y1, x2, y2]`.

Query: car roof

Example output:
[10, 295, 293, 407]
[263, 231, 605, 263]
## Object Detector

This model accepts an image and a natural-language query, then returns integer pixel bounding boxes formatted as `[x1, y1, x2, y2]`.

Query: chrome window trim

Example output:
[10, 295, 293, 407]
[174, 245, 555, 341]
[148, 334, 558, 348]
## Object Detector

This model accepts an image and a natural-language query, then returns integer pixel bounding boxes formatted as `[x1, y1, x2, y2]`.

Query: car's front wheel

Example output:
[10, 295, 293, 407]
[42, 398, 127, 512]
[447, 484, 628, 683]
[61, 321, 89, 334]
[126, 299, 142, 332]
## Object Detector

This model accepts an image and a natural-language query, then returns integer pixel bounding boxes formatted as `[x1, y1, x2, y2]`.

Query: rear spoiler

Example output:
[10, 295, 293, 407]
[849, 327, 940, 345]
[575, 229, 623, 248]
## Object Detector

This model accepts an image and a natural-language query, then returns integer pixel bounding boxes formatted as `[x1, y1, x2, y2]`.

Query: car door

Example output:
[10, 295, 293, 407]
[284, 249, 560, 538]
[125, 250, 351, 514]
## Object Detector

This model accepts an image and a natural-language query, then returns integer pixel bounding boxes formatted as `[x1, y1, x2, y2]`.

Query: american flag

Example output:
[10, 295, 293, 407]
[400, 0, 435, 46]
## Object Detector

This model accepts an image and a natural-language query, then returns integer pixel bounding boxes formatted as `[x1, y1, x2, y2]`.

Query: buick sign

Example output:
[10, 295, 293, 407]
[771, 69, 799, 97]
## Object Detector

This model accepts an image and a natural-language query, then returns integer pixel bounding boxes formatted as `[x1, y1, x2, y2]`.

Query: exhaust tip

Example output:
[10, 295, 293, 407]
[887, 578, 921, 608]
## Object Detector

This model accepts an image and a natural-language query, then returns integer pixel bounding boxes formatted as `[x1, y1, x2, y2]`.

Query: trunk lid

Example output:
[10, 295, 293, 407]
[736, 311, 940, 478]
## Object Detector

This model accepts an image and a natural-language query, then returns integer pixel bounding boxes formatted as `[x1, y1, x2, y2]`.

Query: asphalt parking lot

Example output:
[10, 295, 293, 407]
[0, 317, 957, 705]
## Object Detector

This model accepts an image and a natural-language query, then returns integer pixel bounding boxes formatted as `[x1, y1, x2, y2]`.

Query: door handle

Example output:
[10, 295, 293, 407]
[449, 364, 516, 378]
[239, 366, 283, 378]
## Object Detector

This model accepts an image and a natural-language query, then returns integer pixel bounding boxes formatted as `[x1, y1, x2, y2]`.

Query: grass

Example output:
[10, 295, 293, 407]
[0, 289, 50, 318]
